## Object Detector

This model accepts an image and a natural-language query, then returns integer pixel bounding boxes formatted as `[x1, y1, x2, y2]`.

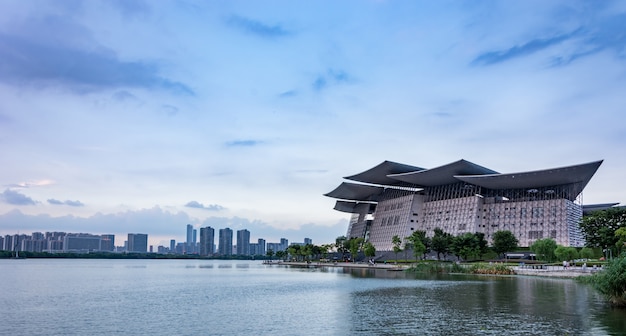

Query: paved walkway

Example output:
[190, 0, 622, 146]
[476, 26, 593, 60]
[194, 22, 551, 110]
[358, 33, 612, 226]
[267, 261, 603, 278]
[513, 265, 600, 278]
[265, 260, 408, 270]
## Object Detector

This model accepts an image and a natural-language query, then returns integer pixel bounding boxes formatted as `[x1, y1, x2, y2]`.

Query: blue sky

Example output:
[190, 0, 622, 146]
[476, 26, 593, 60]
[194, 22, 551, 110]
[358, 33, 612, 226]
[1, 0, 625, 247]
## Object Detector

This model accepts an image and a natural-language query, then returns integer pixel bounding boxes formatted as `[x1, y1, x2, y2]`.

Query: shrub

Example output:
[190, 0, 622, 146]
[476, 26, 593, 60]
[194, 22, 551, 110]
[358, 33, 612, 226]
[581, 254, 626, 306]
[579, 247, 595, 260]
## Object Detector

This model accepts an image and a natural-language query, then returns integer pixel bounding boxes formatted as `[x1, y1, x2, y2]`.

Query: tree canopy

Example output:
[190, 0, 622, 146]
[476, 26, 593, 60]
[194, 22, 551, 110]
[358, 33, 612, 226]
[348, 237, 364, 262]
[363, 242, 376, 259]
[579, 208, 626, 252]
[405, 230, 427, 261]
[431, 228, 453, 260]
[392, 235, 402, 261]
[530, 238, 557, 262]
[451, 233, 480, 261]
[492, 230, 518, 258]
[554, 245, 579, 262]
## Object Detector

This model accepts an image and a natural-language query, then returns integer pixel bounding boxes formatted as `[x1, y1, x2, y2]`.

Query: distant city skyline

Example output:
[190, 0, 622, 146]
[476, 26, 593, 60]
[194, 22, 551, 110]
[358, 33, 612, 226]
[2, 224, 312, 256]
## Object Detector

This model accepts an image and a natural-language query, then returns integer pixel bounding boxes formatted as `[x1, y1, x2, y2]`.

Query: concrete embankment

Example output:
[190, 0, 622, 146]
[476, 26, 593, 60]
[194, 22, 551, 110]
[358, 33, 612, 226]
[265, 261, 408, 270]
[513, 265, 600, 278]
[267, 261, 601, 278]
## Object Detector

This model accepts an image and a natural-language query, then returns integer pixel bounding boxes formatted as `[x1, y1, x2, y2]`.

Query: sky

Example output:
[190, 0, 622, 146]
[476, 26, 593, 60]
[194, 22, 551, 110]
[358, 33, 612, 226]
[1, 0, 625, 248]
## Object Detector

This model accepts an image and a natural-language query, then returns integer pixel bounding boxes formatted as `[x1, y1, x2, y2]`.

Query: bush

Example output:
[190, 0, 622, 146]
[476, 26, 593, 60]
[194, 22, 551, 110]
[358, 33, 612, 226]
[468, 262, 514, 275]
[409, 262, 451, 273]
[579, 247, 596, 259]
[581, 254, 626, 306]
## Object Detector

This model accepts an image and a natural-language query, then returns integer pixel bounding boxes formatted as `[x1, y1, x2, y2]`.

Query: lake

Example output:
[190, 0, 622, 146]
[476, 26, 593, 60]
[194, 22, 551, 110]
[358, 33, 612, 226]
[1, 259, 625, 335]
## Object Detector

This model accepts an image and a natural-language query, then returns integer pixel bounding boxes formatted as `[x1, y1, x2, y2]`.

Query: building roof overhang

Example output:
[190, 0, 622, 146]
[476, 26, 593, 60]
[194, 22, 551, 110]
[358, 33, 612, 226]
[388, 159, 498, 187]
[333, 200, 375, 214]
[454, 160, 603, 190]
[344, 160, 424, 187]
[582, 203, 621, 214]
[324, 182, 384, 202]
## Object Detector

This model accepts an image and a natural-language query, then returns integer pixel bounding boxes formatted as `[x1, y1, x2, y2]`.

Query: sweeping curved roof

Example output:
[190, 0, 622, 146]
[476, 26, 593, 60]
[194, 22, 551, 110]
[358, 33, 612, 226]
[388, 159, 498, 187]
[344, 160, 424, 186]
[454, 160, 603, 190]
[325, 159, 603, 204]
[333, 200, 375, 214]
[324, 182, 384, 202]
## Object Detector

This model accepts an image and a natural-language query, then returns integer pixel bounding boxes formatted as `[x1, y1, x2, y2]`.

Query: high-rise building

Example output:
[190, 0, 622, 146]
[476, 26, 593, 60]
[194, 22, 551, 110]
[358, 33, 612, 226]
[218, 228, 233, 256]
[236, 229, 250, 255]
[100, 234, 115, 251]
[304, 238, 312, 245]
[325, 159, 603, 250]
[257, 238, 266, 256]
[199, 226, 215, 256]
[186, 224, 193, 253]
[63, 233, 102, 251]
[127, 233, 148, 252]
[3, 235, 13, 251]
[170, 239, 176, 252]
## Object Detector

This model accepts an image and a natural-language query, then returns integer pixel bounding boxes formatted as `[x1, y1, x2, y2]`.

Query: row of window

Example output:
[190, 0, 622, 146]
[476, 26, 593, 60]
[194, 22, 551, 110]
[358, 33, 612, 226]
[383, 203, 405, 212]
[379, 216, 401, 226]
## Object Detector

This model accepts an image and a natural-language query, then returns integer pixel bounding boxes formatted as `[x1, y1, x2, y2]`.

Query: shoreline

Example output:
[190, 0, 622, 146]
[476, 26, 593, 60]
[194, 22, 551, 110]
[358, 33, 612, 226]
[268, 261, 599, 278]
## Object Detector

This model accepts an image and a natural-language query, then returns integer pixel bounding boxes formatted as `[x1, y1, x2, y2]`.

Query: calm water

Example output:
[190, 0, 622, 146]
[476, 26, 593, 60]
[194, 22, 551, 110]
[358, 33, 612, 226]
[1, 259, 625, 335]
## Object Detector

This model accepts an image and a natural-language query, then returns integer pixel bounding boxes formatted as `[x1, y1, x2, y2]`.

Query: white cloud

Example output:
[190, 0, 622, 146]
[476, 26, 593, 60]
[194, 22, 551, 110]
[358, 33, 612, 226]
[0, 1, 624, 244]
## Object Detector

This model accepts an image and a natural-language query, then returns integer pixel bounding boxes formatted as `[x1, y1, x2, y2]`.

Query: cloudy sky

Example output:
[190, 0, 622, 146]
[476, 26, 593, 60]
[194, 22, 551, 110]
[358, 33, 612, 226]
[1, 0, 625, 247]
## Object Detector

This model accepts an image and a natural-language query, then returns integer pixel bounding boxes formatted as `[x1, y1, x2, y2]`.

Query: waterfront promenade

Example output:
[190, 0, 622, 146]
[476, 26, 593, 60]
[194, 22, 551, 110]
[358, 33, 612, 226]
[268, 260, 600, 278]
[512, 264, 601, 278]
[265, 260, 408, 270]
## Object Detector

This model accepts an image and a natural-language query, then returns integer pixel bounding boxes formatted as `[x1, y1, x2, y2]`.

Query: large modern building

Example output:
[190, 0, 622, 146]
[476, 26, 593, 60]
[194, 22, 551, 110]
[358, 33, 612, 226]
[325, 159, 603, 250]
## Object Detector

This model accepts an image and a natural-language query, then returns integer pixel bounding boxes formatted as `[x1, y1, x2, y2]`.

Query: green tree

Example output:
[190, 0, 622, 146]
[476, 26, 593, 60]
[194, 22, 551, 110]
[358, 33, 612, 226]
[413, 230, 431, 259]
[554, 246, 579, 262]
[452, 233, 479, 261]
[492, 230, 519, 259]
[335, 236, 349, 260]
[579, 247, 595, 260]
[392, 235, 402, 262]
[266, 249, 274, 261]
[431, 228, 453, 260]
[580, 207, 626, 257]
[403, 240, 411, 261]
[287, 245, 301, 261]
[349, 237, 364, 262]
[302, 244, 314, 262]
[311, 245, 322, 260]
[615, 227, 626, 254]
[275, 250, 285, 261]
[530, 238, 558, 262]
[320, 244, 331, 260]
[406, 230, 426, 261]
[363, 242, 376, 260]
[474, 232, 489, 259]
